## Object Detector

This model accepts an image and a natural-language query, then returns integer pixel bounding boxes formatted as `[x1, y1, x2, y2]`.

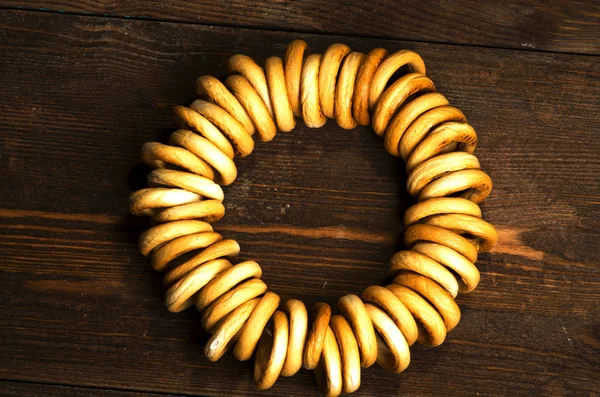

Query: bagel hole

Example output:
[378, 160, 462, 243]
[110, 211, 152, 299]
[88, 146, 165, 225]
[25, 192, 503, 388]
[385, 64, 413, 89]
[313, 359, 329, 394]
[415, 321, 434, 346]
[162, 250, 201, 272]
[374, 333, 397, 372]
[255, 319, 276, 372]
[392, 90, 430, 122]
[464, 235, 482, 251]
[460, 232, 479, 241]
[442, 265, 464, 286]
[448, 188, 478, 199]
[402, 91, 426, 109]
[254, 330, 273, 378]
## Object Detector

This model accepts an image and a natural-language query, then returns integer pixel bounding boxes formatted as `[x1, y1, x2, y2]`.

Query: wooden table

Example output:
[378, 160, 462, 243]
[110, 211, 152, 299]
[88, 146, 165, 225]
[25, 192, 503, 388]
[1, 2, 599, 396]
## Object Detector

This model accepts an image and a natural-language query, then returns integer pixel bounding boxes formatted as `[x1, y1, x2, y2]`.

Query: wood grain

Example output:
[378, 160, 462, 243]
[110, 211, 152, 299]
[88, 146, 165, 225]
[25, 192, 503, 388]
[0, 8, 599, 397]
[1, 1, 600, 55]
[0, 381, 187, 397]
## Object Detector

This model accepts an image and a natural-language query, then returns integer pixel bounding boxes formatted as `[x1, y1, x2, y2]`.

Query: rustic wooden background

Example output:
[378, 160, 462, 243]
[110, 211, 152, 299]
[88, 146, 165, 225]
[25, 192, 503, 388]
[0, 1, 599, 396]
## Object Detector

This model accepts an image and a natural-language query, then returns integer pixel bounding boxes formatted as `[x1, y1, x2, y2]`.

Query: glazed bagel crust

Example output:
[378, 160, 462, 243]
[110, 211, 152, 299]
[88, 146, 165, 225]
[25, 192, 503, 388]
[128, 39, 497, 396]
[353, 48, 387, 126]
[304, 302, 332, 370]
[266, 56, 296, 132]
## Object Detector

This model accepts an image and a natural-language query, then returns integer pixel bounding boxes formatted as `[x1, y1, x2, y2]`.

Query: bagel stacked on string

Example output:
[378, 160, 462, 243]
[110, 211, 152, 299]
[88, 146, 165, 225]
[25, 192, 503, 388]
[129, 39, 497, 396]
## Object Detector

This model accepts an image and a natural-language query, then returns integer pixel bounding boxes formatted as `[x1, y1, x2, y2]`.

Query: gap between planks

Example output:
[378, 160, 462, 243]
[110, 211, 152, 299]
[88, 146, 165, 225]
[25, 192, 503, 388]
[1, 6, 599, 58]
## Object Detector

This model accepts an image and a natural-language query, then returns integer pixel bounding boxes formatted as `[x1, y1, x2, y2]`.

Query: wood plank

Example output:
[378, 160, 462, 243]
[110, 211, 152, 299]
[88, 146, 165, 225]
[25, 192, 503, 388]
[0, 9, 599, 397]
[2, 0, 600, 55]
[0, 381, 186, 397]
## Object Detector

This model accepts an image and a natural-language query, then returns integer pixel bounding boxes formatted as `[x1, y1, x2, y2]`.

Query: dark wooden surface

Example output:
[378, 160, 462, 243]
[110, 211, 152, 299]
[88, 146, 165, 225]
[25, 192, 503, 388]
[0, 381, 181, 397]
[2, 0, 600, 55]
[0, 4, 599, 397]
